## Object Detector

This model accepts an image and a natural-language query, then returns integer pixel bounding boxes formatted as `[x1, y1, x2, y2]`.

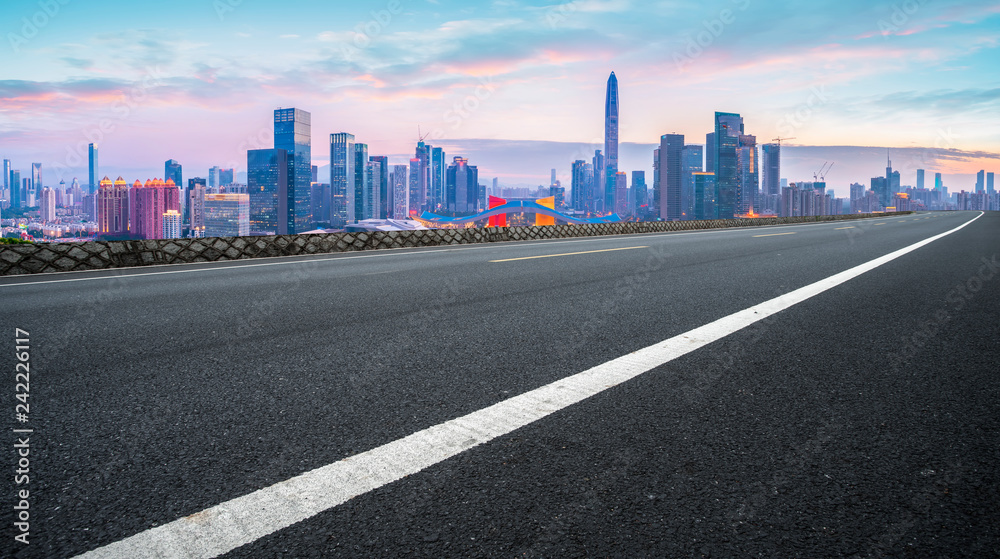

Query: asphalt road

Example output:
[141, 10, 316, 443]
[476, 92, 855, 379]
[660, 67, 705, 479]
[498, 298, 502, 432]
[2, 211, 998, 558]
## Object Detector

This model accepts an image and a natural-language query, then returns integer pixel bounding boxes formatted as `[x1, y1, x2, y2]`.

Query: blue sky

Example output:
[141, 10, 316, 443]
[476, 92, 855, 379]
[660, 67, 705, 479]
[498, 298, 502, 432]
[1, 0, 998, 193]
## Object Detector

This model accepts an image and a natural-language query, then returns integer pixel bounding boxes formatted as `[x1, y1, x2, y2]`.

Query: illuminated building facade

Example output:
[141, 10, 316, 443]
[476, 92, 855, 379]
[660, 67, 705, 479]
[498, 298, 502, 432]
[97, 176, 130, 236]
[204, 193, 250, 237]
[130, 178, 181, 240]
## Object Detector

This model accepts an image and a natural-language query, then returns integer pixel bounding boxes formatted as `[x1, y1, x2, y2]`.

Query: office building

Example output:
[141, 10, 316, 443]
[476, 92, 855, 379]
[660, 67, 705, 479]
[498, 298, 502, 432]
[408, 158, 422, 216]
[431, 147, 446, 210]
[681, 145, 704, 220]
[975, 170, 985, 193]
[30, 163, 41, 202]
[370, 155, 389, 219]
[353, 143, 369, 221]
[97, 176, 130, 237]
[571, 160, 593, 212]
[310, 182, 331, 226]
[916, 169, 925, 190]
[693, 172, 716, 220]
[657, 134, 684, 220]
[713, 112, 743, 219]
[935, 172, 943, 190]
[274, 108, 312, 234]
[204, 193, 250, 237]
[165, 160, 183, 190]
[391, 164, 409, 219]
[604, 72, 619, 212]
[413, 140, 432, 211]
[614, 171, 628, 216]
[2, 159, 9, 201]
[761, 143, 780, 199]
[988, 172, 995, 195]
[592, 150, 604, 213]
[736, 134, 759, 214]
[446, 156, 480, 214]
[632, 171, 647, 217]
[247, 148, 287, 234]
[329, 133, 355, 228]
[88, 143, 99, 195]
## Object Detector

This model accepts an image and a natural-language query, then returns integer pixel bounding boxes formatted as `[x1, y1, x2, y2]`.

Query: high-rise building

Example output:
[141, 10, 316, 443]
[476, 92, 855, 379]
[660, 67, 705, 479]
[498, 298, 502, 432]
[446, 156, 480, 214]
[657, 134, 684, 221]
[40, 187, 56, 221]
[247, 148, 288, 234]
[310, 182, 331, 226]
[408, 158, 421, 217]
[219, 168, 234, 187]
[329, 133, 355, 228]
[592, 150, 604, 213]
[97, 176, 129, 237]
[614, 171, 628, 216]
[208, 166, 221, 189]
[364, 160, 380, 220]
[204, 193, 250, 237]
[2, 159, 9, 200]
[693, 172, 717, 220]
[681, 145, 704, 220]
[188, 179, 206, 236]
[988, 172, 995, 195]
[761, 143, 780, 198]
[604, 72, 619, 213]
[274, 108, 312, 234]
[632, 171, 647, 218]
[431, 147, 446, 211]
[736, 134, 759, 214]
[162, 210, 182, 239]
[705, 133, 716, 174]
[714, 112, 743, 219]
[130, 178, 181, 240]
[165, 160, 183, 190]
[88, 143, 99, 195]
[369, 156, 389, 219]
[414, 141, 432, 211]
[916, 169, 925, 190]
[976, 170, 985, 193]
[391, 164, 409, 219]
[571, 160, 594, 212]
[10, 170, 21, 209]
[934, 172, 943, 190]
[850, 183, 865, 201]
[353, 143, 369, 221]
[30, 163, 41, 199]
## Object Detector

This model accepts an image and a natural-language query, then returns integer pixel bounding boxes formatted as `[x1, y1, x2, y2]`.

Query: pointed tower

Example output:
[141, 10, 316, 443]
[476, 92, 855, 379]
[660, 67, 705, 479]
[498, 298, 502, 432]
[604, 72, 619, 213]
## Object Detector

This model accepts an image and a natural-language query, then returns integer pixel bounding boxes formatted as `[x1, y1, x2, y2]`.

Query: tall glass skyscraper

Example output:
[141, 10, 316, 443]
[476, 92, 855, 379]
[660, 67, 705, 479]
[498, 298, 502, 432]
[369, 155, 389, 219]
[2, 159, 10, 199]
[329, 132, 356, 229]
[681, 145, 704, 220]
[274, 108, 311, 234]
[247, 148, 288, 234]
[431, 147, 445, 211]
[354, 143, 369, 222]
[658, 134, 684, 220]
[88, 143, 99, 195]
[761, 143, 780, 197]
[604, 72, 619, 213]
[714, 112, 743, 219]
[445, 156, 479, 214]
[916, 169, 925, 190]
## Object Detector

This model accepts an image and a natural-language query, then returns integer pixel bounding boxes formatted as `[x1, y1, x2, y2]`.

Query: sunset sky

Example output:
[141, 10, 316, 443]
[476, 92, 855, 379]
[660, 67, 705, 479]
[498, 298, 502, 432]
[1, 0, 998, 195]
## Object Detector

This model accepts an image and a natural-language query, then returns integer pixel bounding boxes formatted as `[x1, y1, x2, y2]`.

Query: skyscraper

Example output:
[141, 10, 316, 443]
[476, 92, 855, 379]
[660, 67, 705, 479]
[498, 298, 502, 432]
[369, 155, 389, 219]
[571, 160, 592, 212]
[614, 171, 628, 216]
[30, 163, 42, 202]
[247, 148, 288, 234]
[604, 72, 619, 213]
[714, 112, 743, 219]
[705, 133, 716, 174]
[916, 169, 925, 190]
[693, 172, 717, 220]
[219, 168, 235, 187]
[414, 140, 432, 211]
[976, 170, 985, 192]
[681, 145, 704, 220]
[188, 178, 207, 236]
[736, 134, 759, 214]
[391, 164, 409, 219]
[353, 143, 369, 221]
[431, 147, 446, 210]
[658, 134, 684, 220]
[632, 171, 647, 217]
[162, 210, 182, 239]
[274, 108, 312, 234]
[88, 143, 99, 195]
[204, 193, 250, 237]
[988, 172, 995, 195]
[97, 177, 129, 237]
[10, 170, 21, 208]
[935, 173, 943, 190]
[165, 160, 183, 190]
[208, 166, 221, 189]
[761, 143, 780, 198]
[329, 133, 356, 228]
[592, 150, 604, 213]
[2, 159, 10, 200]
[446, 156, 480, 214]
[40, 187, 56, 221]
[408, 158, 421, 216]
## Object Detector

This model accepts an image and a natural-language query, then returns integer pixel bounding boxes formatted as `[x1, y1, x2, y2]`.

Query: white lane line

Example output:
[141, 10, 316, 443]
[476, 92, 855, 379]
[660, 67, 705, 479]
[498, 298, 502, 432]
[74, 211, 984, 559]
[2, 217, 908, 287]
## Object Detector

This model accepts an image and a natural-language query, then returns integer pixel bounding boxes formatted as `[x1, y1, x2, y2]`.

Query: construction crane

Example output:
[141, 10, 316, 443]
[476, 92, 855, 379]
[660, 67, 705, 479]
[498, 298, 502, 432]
[814, 161, 829, 182]
[771, 136, 797, 145]
[820, 162, 834, 181]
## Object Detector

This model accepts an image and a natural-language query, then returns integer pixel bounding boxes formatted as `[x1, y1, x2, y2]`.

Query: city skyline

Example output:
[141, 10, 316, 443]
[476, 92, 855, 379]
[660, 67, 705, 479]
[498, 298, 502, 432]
[1, 0, 998, 193]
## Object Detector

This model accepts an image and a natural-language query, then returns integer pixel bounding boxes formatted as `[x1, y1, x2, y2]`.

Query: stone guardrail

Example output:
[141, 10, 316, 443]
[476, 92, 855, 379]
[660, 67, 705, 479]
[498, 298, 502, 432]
[0, 212, 910, 276]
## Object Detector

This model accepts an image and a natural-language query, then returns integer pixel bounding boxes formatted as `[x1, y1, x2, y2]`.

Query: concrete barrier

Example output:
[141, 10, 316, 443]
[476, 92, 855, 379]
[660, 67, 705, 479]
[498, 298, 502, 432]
[0, 213, 910, 276]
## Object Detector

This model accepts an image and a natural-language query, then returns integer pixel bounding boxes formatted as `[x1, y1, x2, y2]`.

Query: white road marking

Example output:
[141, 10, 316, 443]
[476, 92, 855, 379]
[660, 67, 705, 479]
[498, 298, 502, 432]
[73, 211, 984, 559]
